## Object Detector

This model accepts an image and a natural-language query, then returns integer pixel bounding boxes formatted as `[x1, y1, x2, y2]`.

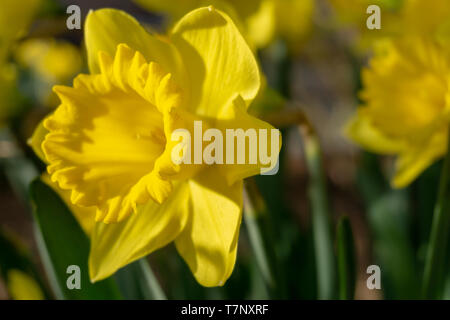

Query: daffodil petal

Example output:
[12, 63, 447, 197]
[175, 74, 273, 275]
[171, 7, 260, 117]
[85, 8, 187, 89]
[135, 0, 251, 49]
[89, 182, 190, 282]
[393, 130, 447, 188]
[244, 0, 276, 48]
[133, 0, 199, 20]
[217, 95, 282, 185]
[175, 168, 242, 287]
[28, 118, 49, 163]
[345, 110, 406, 155]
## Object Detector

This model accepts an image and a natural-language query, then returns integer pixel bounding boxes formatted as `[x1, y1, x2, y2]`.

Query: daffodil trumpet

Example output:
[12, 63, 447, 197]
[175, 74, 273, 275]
[30, 7, 282, 287]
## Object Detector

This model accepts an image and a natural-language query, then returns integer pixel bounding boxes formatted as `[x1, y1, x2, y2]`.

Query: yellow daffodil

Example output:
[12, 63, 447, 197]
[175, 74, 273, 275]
[329, 0, 450, 49]
[30, 7, 281, 287]
[134, 0, 314, 50]
[345, 38, 450, 188]
[398, 0, 450, 45]
[7, 269, 44, 300]
[15, 39, 82, 84]
[0, 0, 41, 61]
[0, 0, 41, 122]
[15, 38, 83, 107]
[328, 0, 402, 50]
[329, 0, 401, 26]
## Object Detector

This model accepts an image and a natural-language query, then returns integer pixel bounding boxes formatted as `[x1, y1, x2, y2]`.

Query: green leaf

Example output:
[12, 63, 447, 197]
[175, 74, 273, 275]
[303, 132, 337, 299]
[30, 178, 122, 300]
[244, 179, 284, 298]
[115, 259, 166, 300]
[136, 259, 167, 300]
[336, 216, 356, 300]
[422, 135, 450, 299]
[114, 262, 146, 300]
[357, 152, 419, 299]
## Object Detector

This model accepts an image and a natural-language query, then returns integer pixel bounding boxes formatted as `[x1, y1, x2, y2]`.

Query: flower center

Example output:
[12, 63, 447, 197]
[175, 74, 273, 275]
[42, 44, 196, 223]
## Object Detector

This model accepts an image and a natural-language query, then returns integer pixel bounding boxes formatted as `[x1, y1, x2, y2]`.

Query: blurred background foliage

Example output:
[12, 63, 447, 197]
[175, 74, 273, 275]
[0, 0, 449, 300]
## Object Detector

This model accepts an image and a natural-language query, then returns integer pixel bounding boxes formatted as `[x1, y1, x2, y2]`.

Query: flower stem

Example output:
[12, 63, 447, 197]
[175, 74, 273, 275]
[263, 109, 337, 299]
[301, 126, 337, 299]
[138, 259, 167, 300]
[336, 216, 356, 300]
[422, 134, 450, 299]
[243, 179, 280, 297]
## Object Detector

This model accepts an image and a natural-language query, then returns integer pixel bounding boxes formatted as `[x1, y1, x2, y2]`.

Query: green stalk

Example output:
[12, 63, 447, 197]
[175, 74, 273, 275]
[243, 179, 280, 297]
[266, 39, 336, 299]
[301, 125, 336, 300]
[422, 135, 450, 299]
[262, 109, 337, 299]
[138, 259, 167, 300]
[336, 216, 356, 300]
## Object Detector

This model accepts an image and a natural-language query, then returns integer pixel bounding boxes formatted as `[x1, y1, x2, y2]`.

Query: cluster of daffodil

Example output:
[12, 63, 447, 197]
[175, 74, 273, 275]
[1, 0, 450, 301]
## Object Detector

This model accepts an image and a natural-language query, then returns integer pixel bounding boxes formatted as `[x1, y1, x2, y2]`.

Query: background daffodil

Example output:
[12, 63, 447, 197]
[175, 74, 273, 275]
[15, 39, 82, 86]
[0, 0, 41, 61]
[7, 269, 44, 300]
[15, 38, 83, 107]
[398, 0, 450, 40]
[329, 0, 450, 50]
[328, 0, 401, 26]
[0, 0, 41, 124]
[134, 0, 315, 50]
[31, 7, 280, 287]
[346, 38, 450, 188]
